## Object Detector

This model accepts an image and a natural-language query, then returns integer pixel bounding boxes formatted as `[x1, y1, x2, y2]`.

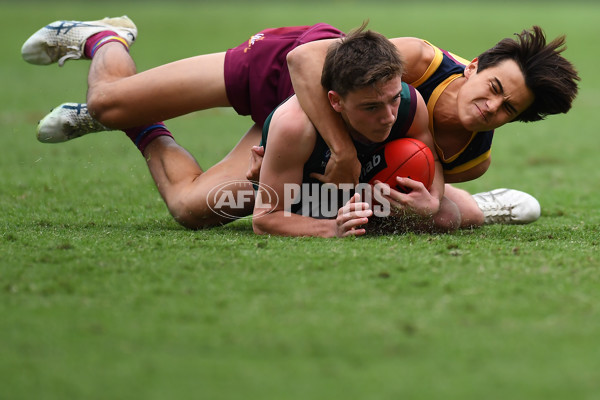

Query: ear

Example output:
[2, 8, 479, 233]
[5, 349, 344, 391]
[464, 58, 479, 79]
[328, 90, 343, 113]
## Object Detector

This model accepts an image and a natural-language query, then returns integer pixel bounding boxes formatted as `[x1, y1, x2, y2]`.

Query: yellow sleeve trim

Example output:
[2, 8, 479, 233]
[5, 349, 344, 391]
[448, 51, 471, 66]
[444, 150, 491, 175]
[410, 40, 443, 88]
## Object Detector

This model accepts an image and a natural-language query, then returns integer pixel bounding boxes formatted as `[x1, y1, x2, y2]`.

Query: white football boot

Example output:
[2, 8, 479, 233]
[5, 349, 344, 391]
[37, 103, 111, 143]
[22, 16, 137, 66]
[472, 188, 541, 225]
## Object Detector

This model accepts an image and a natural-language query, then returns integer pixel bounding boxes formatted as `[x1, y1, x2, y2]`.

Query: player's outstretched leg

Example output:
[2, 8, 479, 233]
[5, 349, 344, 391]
[24, 16, 230, 130]
[472, 188, 541, 225]
[21, 16, 137, 66]
[126, 124, 261, 229]
[37, 103, 110, 143]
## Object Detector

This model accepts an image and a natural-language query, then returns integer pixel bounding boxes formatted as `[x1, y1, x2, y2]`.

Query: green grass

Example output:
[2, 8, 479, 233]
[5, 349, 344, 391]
[2, 1, 600, 399]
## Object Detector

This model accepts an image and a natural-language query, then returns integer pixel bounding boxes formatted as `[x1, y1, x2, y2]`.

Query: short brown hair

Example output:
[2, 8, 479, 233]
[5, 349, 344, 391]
[477, 26, 580, 122]
[321, 24, 404, 96]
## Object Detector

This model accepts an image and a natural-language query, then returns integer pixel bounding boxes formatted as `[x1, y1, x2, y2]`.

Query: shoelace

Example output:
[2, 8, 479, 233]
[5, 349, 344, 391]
[57, 47, 82, 67]
[473, 194, 515, 223]
[68, 107, 108, 136]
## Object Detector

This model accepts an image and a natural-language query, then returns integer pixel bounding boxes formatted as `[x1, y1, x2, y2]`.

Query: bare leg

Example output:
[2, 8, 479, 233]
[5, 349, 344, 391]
[143, 124, 262, 229]
[86, 43, 230, 128]
[443, 184, 484, 228]
[84, 41, 257, 229]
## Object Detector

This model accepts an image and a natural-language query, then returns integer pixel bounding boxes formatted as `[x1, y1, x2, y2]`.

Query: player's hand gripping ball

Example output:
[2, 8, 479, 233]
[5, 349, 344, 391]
[368, 138, 435, 193]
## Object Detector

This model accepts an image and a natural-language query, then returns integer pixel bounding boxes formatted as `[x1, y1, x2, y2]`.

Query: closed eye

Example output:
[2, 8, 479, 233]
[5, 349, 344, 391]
[363, 104, 379, 112]
[492, 78, 517, 115]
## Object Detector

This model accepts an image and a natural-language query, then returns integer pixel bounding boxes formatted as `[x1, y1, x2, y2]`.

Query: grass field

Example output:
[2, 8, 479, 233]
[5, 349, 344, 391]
[1, 1, 600, 399]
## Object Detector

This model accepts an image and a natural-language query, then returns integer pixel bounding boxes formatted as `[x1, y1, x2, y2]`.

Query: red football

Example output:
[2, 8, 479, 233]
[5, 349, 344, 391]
[368, 138, 435, 193]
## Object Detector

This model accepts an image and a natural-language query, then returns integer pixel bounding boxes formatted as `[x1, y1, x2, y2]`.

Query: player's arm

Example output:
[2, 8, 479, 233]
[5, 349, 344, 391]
[405, 91, 445, 202]
[388, 37, 437, 85]
[286, 39, 361, 186]
[252, 98, 371, 237]
[380, 91, 444, 218]
[443, 158, 491, 183]
[285, 36, 435, 186]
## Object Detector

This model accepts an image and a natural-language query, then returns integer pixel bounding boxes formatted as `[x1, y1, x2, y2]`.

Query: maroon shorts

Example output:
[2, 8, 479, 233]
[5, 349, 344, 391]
[224, 23, 344, 127]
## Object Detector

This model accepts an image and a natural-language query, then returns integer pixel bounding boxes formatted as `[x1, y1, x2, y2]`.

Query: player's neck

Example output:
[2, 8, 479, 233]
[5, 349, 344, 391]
[433, 77, 467, 133]
[348, 129, 374, 145]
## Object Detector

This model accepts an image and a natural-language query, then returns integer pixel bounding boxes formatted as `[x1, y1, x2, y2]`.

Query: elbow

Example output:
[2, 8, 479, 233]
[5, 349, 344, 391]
[287, 45, 314, 75]
[253, 210, 284, 236]
[252, 216, 269, 236]
[286, 47, 303, 75]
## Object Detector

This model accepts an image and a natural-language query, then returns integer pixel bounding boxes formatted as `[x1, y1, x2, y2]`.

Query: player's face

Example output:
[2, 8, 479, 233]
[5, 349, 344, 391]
[458, 59, 534, 132]
[329, 76, 403, 144]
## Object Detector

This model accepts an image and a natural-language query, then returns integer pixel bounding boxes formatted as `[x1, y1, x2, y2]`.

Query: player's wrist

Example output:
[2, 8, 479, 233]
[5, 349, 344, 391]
[327, 132, 356, 160]
[330, 145, 358, 164]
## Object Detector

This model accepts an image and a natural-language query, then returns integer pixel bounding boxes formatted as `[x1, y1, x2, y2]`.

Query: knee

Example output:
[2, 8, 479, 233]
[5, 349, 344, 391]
[168, 197, 222, 230]
[87, 87, 125, 128]
[443, 185, 484, 228]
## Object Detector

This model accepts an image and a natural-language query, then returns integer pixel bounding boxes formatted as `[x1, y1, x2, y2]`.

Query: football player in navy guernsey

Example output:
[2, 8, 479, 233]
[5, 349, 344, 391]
[285, 25, 579, 226]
